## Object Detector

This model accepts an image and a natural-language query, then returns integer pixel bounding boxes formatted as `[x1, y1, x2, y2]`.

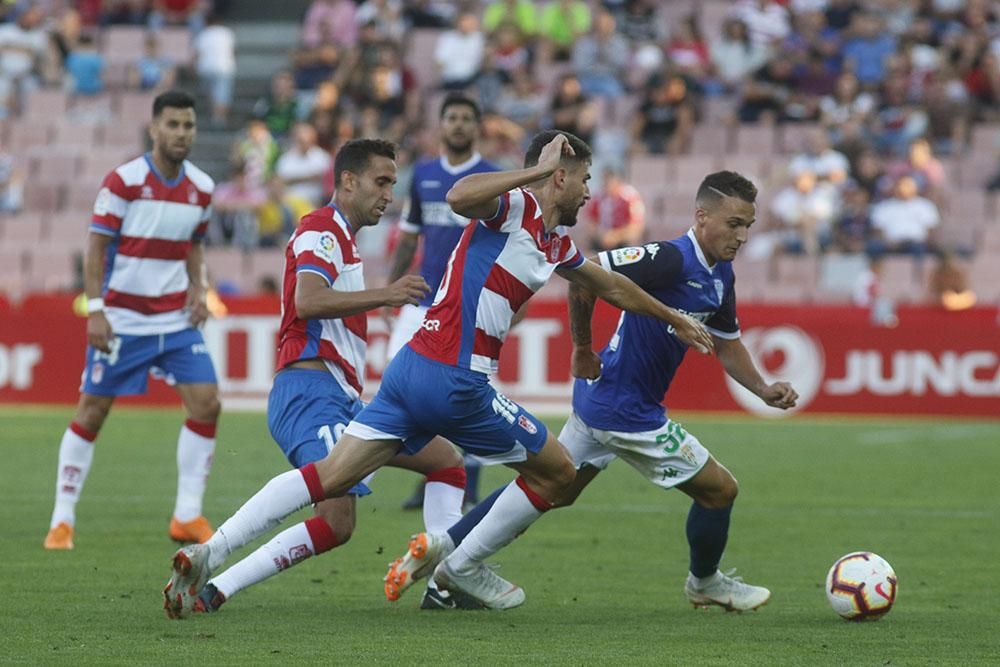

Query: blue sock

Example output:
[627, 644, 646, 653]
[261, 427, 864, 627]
[686, 502, 733, 578]
[446, 484, 503, 547]
[463, 459, 481, 504]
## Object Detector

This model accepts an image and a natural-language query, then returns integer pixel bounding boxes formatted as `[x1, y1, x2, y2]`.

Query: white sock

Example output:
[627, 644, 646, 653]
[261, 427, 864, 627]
[174, 420, 216, 522]
[446, 479, 545, 574]
[209, 516, 336, 600]
[423, 481, 465, 534]
[49, 424, 96, 529]
[206, 468, 317, 571]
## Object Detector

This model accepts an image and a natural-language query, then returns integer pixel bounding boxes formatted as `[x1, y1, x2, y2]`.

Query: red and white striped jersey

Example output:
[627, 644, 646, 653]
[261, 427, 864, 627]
[276, 204, 367, 399]
[410, 187, 584, 375]
[90, 154, 214, 335]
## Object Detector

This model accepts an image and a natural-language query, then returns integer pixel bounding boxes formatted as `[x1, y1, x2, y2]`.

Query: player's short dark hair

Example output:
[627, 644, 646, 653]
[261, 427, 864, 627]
[696, 171, 758, 208]
[333, 138, 397, 186]
[523, 130, 592, 169]
[440, 92, 481, 122]
[152, 90, 196, 118]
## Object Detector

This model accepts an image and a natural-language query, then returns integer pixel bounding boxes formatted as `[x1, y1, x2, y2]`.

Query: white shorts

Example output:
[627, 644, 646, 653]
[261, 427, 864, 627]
[558, 412, 711, 489]
[386, 303, 428, 362]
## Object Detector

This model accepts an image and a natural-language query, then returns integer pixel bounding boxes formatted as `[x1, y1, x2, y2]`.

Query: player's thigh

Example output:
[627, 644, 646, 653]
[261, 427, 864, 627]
[267, 369, 375, 497]
[175, 382, 220, 422]
[676, 457, 739, 509]
[387, 437, 463, 475]
[80, 333, 157, 397]
[313, 434, 401, 497]
[603, 419, 713, 492]
[548, 413, 611, 506]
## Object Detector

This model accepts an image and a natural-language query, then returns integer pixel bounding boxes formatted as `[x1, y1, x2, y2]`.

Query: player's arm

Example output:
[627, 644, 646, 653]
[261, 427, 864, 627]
[445, 133, 572, 220]
[387, 230, 420, 284]
[714, 336, 798, 410]
[295, 271, 429, 320]
[83, 231, 114, 353]
[566, 275, 602, 379]
[558, 259, 714, 354]
[185, 240, 210, 327]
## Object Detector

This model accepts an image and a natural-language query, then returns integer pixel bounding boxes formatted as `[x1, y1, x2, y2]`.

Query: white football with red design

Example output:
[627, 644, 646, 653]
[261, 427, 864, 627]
[825, 551, 897, 621]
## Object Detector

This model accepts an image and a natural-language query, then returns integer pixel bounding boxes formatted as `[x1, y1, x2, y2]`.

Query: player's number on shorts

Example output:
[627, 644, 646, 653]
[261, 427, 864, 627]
[657, 422, 688, 453]
[317, 423, 347, 454]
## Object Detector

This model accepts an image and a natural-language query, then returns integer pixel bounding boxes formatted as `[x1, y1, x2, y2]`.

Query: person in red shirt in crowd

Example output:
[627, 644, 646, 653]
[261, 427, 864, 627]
[586, 167, 646, 252]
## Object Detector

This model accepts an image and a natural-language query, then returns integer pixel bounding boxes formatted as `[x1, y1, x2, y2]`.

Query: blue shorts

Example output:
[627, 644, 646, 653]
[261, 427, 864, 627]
[81, 328, 217, 396]
[346, 345, 548, 462]
[267, 368, 372, 496]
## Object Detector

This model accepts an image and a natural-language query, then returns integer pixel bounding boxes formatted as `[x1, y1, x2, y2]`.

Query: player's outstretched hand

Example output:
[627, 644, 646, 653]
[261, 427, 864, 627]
[385, 275, 430, 308]
[761, 381, 798, 410]
[537, 133, 574, 173]
[673, 314, 715, 355]
[571, 347, 602, 380]
[187, 287, 210, 327]
[87, 311, 114, 353]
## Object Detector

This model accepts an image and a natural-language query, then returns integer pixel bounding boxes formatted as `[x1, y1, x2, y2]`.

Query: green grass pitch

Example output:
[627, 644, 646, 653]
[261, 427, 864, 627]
[2, 406, 998, 665]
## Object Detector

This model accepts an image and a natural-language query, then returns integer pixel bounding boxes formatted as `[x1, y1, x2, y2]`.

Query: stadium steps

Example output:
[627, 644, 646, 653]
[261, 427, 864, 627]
[180, 20, 303, 181]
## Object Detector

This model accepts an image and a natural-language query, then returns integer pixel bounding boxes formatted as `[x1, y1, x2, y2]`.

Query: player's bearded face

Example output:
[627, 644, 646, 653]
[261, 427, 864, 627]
[556, 162, 591, 226]
[151, 107, 196, 163]
[441, 107, 478, 154]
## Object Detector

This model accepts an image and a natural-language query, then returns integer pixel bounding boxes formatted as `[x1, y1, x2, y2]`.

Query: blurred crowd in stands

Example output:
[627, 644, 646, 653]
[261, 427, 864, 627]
[3, 0, 1000, 308]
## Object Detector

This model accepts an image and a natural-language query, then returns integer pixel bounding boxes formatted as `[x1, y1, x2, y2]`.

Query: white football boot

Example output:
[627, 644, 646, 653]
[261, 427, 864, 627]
[433, 559, 525, 610]
[163, 543, 212, 619]
[685, 569, 771, 612]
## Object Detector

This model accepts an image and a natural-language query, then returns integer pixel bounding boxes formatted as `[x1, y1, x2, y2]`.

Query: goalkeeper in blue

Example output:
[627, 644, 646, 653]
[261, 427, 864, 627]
[384, 170, 799, 611]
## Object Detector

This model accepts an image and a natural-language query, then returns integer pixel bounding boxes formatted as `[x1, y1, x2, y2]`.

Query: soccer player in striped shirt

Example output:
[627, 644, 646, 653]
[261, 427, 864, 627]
[44, 91, 220, 550]
[165, 139, 471, 616]
[164, 131, 715, 613]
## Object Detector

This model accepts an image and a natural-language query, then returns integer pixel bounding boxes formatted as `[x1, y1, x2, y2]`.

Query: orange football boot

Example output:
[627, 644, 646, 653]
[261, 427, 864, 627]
[44, 522, 75, 550]
[169, 516, 214, 544]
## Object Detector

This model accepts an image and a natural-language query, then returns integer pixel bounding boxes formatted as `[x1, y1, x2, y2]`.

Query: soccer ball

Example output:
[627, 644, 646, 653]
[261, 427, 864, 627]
[825, 551, 897, 621]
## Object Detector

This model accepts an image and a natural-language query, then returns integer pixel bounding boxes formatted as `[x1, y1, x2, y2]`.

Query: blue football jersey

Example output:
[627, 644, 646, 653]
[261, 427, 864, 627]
[573, 230, 740, 432]
[400, 153, 499, 307]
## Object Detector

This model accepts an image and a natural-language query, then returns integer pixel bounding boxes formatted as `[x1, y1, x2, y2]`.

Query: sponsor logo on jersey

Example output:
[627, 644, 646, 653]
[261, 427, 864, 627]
[312, 231, 339, 264]
[421, 319, 441, 331]
[610, 246, 644, 266]
[420, 180, 442, 188]
[94, 187, 111, 216]
[517, 414, 537, 434]
[714, 279, 725, 303]
[686, 280, 703, 289]
[644, 243, 660, 259]
[660, 466, 680, 480]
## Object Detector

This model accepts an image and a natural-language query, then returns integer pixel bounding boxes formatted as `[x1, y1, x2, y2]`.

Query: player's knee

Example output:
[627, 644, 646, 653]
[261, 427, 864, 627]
[315, 508, 355, 544]
[549, 457, 577, 493]
[76, 401, 111, 433]
[191, 394, 221, 422]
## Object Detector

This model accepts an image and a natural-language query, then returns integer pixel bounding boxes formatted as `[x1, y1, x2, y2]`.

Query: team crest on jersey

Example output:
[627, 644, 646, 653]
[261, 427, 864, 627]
[714, 279, 725, 303]
[188, 186, 198, 204]
[94, 187, 111, 215]
[313, 231, 339, 264]
[547, 237, 563, 263]
[140, 185, 153, 199]
[517, 414, 537, 435]
[610, 246, 644, 266]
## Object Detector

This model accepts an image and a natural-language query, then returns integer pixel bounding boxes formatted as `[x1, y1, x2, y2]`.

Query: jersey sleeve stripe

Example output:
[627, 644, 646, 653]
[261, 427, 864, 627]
[705, 326, 740, 339]
[480, 191, 510, 231]
[559, 248, 585, 269]
[597, 251, 612, 271]
[117, 236, 191, 260]
[104, 289, 187, 314]
[296, 263, 334, 285]
[89, 222, 119, 236]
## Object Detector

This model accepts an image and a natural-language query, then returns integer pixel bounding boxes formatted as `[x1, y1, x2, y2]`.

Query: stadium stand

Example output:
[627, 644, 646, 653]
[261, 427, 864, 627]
[0, 0, 998, 311]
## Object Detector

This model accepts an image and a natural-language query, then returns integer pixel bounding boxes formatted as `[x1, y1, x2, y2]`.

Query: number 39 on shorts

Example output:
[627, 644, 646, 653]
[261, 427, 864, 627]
[656, 422, 688, 453]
